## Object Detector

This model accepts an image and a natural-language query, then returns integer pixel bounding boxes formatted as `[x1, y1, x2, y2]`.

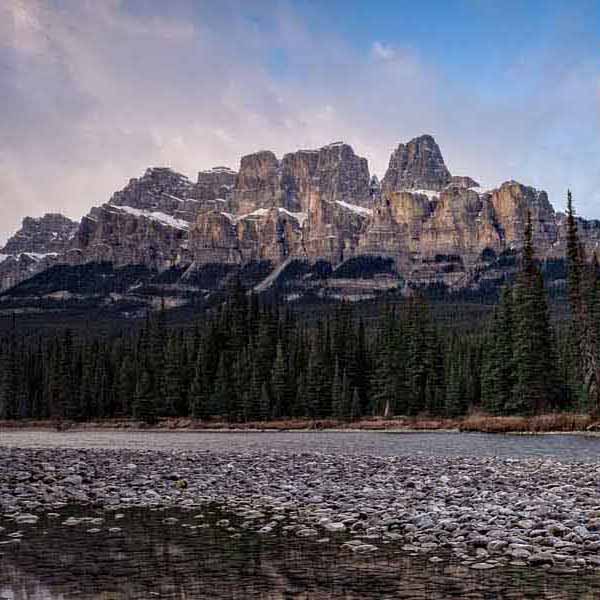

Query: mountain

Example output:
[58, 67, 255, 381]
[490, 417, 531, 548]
[1, 134, 598, 316]
[0, 214, 79, 292]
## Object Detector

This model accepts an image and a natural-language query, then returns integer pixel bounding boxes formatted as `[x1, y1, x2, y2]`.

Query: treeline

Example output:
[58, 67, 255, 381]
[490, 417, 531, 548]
[0, 195, 599, 423]
[0, 292, 475, 422]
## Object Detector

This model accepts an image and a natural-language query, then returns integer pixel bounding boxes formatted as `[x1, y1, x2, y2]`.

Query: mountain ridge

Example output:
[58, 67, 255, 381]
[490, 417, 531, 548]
[1, 135, 597, 314]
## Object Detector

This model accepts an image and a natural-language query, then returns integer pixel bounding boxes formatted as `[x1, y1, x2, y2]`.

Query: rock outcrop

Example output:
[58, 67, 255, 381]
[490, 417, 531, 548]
[192, 166, 237, 203]
[2, 135, 599, 305]
[109, 167, 200, 222]
[382, 135, 452, 193]
[487, 181, 558, 250]
[231, 142, 372, 215]
[301, 142, 371, 208]
[0, 214, 79, 291]
[2, 214, 78, 255]
[70, 204, 188, 269]
[232, 151, 282, 214]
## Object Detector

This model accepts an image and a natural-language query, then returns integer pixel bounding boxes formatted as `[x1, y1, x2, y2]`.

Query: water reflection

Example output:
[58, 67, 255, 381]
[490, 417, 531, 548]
[2, 506, 600, 599]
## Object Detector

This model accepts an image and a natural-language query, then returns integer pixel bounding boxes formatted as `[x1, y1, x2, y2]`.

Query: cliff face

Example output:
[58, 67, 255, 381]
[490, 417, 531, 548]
[2, 214, 79, 255]
[232, 151, 282, 214]
[230, 142, 372, 215]
[0, 214, 79, 291]
[382, 134, 452, 193]
[192, 166, 237, 203]
[2, 135, 598, 305]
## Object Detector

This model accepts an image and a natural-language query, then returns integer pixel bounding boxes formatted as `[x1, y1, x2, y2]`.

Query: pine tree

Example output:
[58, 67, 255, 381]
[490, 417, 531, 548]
[405, 296, 430, 415]
[161, 334, 182, 417]
[133, 370, 157, 424]
[0, 334, 18, 420]
[350, 388, 361, 421]
[566, 190, 582, 312]
[370, 343, 395, 417]
[210, 352, 237, 420]
[259, 382, 270, 422]
[481, 286, 515, 415]
[445, 348, 467, 417]
[189, 353, 209, 420]
[118, 356, 137, 417]
[511, 212, 557, 414]
[293, 372, 308, 418]
[271, 342, 288, 419]
[61, 330, 78, 420]
[331, 360, 344, 419]
[341, 370, 351, 421]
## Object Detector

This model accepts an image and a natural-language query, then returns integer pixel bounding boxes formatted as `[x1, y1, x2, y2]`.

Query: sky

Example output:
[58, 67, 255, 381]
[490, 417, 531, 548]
[1, 0, 599, 244]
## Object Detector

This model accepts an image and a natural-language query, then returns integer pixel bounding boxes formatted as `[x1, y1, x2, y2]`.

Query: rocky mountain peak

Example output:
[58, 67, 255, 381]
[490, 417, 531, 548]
[311, 142, 371, 207]
[193, 166, 237, 203]
[233, 151, 282, 214]
[1, 213, 79, 255]
[110, 167, 194, 211]
[382, 134, 452, 193]
[104, 166, 201, 225]
[3, 134, 599, 303]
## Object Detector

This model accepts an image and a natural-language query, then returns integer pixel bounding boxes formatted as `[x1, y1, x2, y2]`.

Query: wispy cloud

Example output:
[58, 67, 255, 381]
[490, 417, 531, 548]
[0, 0, 598, 243]
[371, 41, 396, 61]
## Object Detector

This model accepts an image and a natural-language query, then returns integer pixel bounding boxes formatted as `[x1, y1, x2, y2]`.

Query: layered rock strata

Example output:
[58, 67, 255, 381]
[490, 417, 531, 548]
[2, 135, 599, 298]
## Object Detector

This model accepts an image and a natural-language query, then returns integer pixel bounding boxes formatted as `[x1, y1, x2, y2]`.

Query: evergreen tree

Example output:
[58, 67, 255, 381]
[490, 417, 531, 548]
[210, 352, 238, 420]
[511, 212, 557, 414]
[259, 382, 271, 422]
[270, 342, 289, 419]
[189, 353, 209, 420]
[566, 190, 582, 312]
[0, 333, 18, 420]
[350, 388, 361, 421]
[133, 370, 157, 424]
[118, 356, 137, 417]
[331, 360, 344, 419]
[161, 334, 183, 417]
[481, 286, 515, 414]
[341, 370, 352, 421]
[370, 342, 395, 417]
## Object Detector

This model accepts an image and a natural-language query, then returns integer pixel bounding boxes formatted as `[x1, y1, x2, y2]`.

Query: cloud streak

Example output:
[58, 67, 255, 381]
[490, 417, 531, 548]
[1, 0, 599, 243]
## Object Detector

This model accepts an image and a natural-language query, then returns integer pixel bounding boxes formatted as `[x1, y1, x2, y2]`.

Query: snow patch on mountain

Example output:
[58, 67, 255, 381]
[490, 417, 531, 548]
[113, 206, 191, 230]
[335, 200, 372, 217]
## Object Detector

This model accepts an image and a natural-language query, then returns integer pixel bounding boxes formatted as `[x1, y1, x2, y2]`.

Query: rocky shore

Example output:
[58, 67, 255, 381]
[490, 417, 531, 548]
[2, 443, 600, 575]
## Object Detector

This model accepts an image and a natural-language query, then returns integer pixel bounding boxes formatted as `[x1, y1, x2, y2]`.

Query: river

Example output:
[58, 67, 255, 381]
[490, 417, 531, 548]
[1, 430, 600, 599]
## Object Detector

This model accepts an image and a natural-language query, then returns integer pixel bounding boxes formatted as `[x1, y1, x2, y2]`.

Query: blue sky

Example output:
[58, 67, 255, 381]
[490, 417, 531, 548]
[0, 0, 599, 242]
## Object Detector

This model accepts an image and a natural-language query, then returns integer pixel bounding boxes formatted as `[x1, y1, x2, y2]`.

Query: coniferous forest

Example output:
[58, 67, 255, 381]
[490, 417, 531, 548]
[0, 196, 599, 425]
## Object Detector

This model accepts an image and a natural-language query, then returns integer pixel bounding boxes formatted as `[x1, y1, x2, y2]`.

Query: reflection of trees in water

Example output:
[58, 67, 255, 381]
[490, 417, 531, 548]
[1, 506, 600, 599]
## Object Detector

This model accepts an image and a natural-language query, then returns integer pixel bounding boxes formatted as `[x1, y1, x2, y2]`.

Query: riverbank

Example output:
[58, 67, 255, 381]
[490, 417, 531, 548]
[2, 433, 600, 575]
[0, 412, 598, 433]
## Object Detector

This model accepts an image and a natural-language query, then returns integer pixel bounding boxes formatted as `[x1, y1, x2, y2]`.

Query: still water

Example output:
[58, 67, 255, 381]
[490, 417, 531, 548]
[2, 505, 600, 600]
[2, 430, 600, 461]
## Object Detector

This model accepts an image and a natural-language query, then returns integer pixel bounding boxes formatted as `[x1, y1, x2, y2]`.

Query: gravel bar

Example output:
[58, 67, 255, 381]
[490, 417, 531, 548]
[2, 439, 600, 574]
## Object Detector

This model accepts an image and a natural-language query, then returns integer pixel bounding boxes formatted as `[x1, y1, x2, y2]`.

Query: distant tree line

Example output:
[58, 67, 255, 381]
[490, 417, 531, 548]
[0, 193, 599, 423]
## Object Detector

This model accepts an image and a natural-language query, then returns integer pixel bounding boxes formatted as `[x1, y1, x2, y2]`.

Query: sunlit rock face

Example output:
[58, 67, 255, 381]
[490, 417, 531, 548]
[192, 166, 237, 203]
[231, 151, 282, 215]
[382, 134, 452, 194]
[2, 135, 600, 302]
[487, 181, 558, 250]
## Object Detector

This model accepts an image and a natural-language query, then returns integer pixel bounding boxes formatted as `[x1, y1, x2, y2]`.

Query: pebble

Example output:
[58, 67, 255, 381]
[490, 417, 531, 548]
[1, 444, 600, 572]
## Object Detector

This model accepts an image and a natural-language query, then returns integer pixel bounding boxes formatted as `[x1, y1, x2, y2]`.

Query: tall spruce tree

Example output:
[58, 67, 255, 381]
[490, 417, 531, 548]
[511, 212, 557, 414]
[271, 342, 289, 419]
[133, 370, 157, 424]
